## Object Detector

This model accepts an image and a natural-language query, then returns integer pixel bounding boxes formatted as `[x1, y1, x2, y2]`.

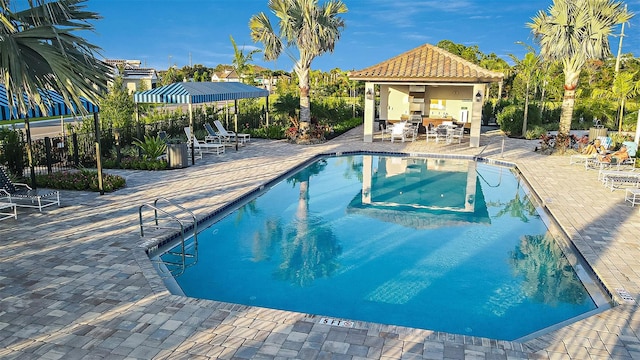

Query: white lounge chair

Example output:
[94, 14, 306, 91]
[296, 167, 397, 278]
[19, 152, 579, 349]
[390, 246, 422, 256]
[600, 171, 640, 191]
[625, 188, 640, 207]
[0, 167, 59, 211]
[183, 127, 225, 156]
[213, 120, 250, 145]
[203, 123, 224, 144]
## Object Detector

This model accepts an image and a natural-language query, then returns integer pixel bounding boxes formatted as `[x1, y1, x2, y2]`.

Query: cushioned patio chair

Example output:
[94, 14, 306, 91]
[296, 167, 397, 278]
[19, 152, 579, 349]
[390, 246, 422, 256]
[203, 123, 225, 145]
[213, 120, 250, 145]
[0, 167, 59, 211]
[183, 127, 225, 156]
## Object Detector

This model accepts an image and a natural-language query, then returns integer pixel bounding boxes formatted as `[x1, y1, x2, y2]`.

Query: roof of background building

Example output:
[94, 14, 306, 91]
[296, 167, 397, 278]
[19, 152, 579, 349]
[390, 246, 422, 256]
[349, 43, 504, 83]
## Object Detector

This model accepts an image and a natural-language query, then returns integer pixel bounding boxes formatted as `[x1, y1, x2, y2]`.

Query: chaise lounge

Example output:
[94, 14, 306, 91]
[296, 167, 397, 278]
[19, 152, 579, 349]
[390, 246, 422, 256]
[213, 120, 250, 145]
[183, 127, 225, 157]
[0, 167, 60, 211]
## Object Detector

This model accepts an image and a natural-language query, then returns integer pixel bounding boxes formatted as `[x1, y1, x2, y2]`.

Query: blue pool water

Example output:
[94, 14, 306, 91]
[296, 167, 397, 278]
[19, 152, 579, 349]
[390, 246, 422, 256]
[158, 155, 603, 341]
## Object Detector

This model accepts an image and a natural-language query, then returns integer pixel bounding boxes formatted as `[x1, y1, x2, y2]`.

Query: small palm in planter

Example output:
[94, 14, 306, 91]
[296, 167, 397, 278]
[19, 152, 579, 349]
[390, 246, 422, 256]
[133, 134, 167, 160]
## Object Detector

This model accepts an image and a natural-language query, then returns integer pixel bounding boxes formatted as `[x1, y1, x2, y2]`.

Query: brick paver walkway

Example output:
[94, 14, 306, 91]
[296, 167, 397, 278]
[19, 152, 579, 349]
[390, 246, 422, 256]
[1, 127, 640, 359]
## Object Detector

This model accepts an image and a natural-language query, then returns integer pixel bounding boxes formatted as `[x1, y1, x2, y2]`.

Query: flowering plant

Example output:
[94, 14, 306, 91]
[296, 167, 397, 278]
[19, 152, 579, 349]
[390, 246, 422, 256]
[285, 127, 298, 140]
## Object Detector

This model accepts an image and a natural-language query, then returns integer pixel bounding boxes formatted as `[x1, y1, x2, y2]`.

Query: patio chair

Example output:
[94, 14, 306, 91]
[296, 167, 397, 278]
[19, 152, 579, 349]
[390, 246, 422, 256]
[449, 127, 464, 144]
[389, 122, 416, 143]
[213, 120, 250, 145]
[586, 143, 637, 171]
[183, 127, 225, 156]
[203, 123, 225, 144]
[425, 126, 438, 143]
[435, 125, 449, 144]
[0, 167, 60, 211]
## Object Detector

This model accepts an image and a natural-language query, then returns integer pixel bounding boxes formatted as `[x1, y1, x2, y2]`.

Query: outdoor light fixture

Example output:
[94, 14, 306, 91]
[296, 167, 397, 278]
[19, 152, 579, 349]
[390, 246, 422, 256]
[475, 91, 482, 102]
[366, 88, 374, 100]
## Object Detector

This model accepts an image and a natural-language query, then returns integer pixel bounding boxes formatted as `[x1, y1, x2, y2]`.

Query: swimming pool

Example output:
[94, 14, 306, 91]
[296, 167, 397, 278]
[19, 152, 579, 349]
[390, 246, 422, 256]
[155, 154, 609, 341]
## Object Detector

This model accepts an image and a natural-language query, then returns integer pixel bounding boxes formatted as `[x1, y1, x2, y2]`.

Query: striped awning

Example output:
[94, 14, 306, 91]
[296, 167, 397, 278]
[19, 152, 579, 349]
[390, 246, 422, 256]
[133, 82, 270, 104]
[0, 84, 99, 120]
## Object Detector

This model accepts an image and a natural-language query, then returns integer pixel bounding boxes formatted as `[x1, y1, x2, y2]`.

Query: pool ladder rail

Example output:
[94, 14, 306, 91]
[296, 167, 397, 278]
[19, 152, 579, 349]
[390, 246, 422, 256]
[138, 197, 198, 278]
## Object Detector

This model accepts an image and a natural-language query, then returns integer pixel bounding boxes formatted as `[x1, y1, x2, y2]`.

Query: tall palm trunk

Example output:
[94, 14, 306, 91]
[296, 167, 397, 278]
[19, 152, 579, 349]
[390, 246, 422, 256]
[618, 98, 625, 132]
[522, 81, 530, 136]
[558, 69, 580, 138]
[296, 65, 311, 138]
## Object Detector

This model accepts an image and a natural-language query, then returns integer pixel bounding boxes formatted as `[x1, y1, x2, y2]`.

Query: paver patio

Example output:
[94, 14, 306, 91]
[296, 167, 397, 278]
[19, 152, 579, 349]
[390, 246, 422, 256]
[1, 126, 640, 359]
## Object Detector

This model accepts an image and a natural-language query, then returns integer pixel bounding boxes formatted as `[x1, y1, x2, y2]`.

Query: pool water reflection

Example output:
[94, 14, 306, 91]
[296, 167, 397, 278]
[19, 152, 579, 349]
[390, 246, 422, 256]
[158, 155, 605, 341]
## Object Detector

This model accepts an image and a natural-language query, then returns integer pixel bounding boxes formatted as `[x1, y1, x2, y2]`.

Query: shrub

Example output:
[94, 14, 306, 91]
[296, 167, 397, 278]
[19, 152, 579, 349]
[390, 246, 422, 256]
[327, 118, 363, 139]
[0, 127, 26, 176]
[496, 105, 524, 137]
[35, 169, 126, 192]
[103, 157, 169, 170]
[525, 126, 547, 140]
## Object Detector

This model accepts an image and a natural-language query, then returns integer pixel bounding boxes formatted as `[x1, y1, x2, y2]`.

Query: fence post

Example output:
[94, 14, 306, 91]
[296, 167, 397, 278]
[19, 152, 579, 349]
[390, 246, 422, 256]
[44, 137, 53, 174]
[94, 113, 104, 195]
[72, 133, 79, 167]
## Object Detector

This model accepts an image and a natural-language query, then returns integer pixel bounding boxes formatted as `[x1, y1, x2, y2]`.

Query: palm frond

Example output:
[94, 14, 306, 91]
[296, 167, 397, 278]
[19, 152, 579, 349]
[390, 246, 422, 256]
[0, 0, 109, 117]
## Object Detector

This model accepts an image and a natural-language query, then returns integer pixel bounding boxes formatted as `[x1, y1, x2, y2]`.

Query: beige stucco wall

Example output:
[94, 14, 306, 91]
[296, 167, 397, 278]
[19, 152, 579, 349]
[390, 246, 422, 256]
[363, 82, 486, 147]
[425, 87, 474, 122]
[384, 85, 475, 123]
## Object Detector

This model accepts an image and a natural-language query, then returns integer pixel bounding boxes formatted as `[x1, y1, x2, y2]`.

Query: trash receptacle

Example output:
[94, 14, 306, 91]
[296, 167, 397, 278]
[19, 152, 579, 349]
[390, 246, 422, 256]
[588, 127, 608, 141]
[167, 143, 189, 169]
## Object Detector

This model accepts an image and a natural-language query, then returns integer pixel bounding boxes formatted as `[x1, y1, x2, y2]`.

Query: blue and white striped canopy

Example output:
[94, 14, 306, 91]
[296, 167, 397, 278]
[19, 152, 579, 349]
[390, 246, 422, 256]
[0, 84, 99, 121]
[133, 82, 270, 104]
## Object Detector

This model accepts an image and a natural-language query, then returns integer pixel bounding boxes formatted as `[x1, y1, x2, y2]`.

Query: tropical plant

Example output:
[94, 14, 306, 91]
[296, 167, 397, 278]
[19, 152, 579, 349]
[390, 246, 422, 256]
[0, 0, 110, 184]
[249, 0, 348, 142]
[592, 71, 640, 132]
[132, 134, 167, 160]
[230, 35, 261, 83]
[100, 74, 135, 129]
[528, 0, 632, 145]
[509, 43, 541, 136]
[0, 0, 109, 114]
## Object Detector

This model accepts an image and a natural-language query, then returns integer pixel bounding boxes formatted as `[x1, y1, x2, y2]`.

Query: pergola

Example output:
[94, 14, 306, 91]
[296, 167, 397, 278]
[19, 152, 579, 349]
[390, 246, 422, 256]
[133, 82, 270, 163]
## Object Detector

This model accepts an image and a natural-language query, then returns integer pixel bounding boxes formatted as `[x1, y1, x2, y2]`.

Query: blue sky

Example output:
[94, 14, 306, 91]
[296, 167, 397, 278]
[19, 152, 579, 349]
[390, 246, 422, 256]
[84, 0, 640, 72]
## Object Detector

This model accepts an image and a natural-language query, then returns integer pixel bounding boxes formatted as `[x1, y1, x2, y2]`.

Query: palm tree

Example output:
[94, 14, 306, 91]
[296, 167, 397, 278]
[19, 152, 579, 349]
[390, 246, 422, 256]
[249, 0, 347, 142]
[528, 0, 632, 143]
[592, 70, 640, 132]
[1, 0, 109, 183]
[509, 44, 541, 136]
[230, 35, 261, 84]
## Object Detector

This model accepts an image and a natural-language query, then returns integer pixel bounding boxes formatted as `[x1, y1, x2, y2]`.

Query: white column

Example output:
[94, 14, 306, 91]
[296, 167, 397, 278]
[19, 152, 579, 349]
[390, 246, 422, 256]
[470, 84, 484, 147]
[363, 82, 375, 142]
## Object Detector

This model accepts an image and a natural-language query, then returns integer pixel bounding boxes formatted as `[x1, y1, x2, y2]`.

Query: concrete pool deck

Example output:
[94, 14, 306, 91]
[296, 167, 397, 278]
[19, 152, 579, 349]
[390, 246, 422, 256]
[1, 127, 640, 359]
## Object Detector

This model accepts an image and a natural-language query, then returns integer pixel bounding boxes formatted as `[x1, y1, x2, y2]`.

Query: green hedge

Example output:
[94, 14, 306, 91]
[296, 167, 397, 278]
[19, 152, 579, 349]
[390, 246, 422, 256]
[35, 169, 126, 192]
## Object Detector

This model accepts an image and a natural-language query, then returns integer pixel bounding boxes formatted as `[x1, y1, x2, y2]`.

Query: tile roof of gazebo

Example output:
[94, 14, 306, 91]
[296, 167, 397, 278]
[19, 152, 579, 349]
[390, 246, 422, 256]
[349, 43, 504, 83]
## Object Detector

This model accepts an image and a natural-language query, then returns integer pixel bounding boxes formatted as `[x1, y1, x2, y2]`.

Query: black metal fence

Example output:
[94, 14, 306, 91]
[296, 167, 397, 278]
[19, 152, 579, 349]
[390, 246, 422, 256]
[0, 131, 97, 178]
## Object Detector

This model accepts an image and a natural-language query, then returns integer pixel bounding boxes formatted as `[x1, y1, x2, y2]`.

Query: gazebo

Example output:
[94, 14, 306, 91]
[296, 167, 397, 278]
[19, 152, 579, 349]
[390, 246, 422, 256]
[133, 82, 270, 162]
[349, 43, 504, 147]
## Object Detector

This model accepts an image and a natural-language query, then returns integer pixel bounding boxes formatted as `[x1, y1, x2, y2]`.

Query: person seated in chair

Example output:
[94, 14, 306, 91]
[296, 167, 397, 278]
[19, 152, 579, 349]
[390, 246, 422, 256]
[582, 139, 605, 155]
[598, 144, 629, 164]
